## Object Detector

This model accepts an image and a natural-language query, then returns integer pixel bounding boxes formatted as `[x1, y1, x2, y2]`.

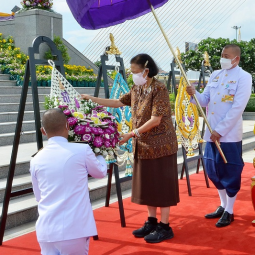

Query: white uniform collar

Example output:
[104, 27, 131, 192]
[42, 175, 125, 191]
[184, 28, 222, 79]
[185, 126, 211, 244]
[48, 136, 68, 144]
[225, 65, 240, 73]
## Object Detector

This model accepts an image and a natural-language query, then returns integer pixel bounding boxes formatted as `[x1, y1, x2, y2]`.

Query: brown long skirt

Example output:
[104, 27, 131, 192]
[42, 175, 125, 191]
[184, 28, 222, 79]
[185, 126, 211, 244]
[131, 153, 180, 207]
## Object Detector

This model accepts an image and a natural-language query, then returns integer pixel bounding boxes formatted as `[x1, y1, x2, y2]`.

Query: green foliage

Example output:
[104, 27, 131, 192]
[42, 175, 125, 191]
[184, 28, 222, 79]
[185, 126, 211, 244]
[181, 37, 255, 77]
[44, 36, 70, 64]
[94, 60, 101, 67]
[169, 93, 175, 114]
[245, 96, 255, 112]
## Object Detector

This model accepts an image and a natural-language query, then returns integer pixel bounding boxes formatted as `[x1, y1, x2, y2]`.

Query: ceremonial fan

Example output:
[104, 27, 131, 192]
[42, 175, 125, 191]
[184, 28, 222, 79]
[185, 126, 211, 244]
[66, 0, 227, 163]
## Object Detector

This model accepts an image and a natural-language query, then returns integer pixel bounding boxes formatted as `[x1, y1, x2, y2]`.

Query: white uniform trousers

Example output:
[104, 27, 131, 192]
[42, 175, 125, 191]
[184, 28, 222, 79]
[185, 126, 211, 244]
[39, 237, 90, 255]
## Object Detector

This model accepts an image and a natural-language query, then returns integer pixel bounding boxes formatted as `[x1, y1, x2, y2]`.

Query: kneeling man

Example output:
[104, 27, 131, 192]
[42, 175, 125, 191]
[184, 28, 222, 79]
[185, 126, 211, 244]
[30, 108, 107, 254]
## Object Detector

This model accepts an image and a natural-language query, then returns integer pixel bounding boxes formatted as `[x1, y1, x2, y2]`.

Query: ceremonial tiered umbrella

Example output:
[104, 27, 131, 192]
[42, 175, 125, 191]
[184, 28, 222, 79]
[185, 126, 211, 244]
[66, 0, 227, 162]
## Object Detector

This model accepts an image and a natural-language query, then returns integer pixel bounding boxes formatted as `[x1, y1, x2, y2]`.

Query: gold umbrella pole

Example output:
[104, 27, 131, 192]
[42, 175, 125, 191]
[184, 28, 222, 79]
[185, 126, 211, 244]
[148, 1, 227, 163]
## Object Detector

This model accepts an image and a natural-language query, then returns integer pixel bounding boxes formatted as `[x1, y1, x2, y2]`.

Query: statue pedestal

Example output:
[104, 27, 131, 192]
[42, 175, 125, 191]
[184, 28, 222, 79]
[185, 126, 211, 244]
[251, 176, 255, 226]
[0, 9, 62, 57]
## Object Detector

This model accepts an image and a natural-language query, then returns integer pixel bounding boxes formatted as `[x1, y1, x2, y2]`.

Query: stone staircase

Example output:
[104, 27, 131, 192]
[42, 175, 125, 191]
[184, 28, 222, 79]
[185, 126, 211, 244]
[0, 73, 255, 236]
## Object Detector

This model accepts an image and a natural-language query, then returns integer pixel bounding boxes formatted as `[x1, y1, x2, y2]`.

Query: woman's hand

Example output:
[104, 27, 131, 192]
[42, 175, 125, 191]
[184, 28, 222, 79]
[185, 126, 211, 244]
[119, 133, 133, 145]
[81, 94, 91, 100]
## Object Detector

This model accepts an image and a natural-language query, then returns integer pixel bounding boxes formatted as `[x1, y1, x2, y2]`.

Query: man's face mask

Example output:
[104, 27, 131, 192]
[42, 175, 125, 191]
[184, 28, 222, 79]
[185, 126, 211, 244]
[220, 56, 237, 70]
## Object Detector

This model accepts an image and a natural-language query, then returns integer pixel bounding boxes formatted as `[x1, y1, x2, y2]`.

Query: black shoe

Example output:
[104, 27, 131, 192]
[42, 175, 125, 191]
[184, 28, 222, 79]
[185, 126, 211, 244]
[215, 211, 234, 228]
[144, 225, 174, 243]
[205, 206, 225, 219]
[132, 221, 157, 238]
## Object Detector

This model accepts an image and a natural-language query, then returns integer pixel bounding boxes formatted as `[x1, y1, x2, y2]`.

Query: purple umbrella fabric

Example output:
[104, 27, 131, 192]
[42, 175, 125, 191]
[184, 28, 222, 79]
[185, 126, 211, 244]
[66, 0, 168, 30]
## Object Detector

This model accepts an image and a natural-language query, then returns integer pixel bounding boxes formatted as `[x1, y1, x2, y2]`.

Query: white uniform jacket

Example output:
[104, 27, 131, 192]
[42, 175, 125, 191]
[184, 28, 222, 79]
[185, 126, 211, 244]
[30, 136, 107, 242]
[191, 65, 252, 142]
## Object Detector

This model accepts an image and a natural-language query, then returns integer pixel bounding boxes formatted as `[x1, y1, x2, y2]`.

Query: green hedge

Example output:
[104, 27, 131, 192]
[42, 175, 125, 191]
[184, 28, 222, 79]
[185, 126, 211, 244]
[245, 96, 255, 112]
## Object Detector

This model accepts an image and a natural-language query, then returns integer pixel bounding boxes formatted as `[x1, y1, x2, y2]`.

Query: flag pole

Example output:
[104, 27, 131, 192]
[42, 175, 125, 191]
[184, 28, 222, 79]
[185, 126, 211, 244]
[148, 1, 227, 163]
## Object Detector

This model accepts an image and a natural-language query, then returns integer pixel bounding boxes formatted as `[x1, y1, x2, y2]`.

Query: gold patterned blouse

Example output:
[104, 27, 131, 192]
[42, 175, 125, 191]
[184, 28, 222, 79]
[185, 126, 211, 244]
[119, 78, 178, 159]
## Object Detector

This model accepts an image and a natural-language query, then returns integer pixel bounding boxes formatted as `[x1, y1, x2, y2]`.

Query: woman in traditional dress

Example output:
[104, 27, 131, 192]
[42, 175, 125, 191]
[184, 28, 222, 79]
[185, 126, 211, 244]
[81, 53, 179, 243]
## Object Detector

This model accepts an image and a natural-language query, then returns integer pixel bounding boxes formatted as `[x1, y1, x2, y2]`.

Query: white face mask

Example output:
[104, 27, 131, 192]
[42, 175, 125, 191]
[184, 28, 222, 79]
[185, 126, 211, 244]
[220, 56, 237, 70]
[132, 70, 147, 86]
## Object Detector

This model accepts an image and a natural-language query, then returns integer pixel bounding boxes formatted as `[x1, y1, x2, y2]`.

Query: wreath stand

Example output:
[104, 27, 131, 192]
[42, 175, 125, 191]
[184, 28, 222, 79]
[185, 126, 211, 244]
[169, 59, 210, 196]
[94, 52, 131, 228]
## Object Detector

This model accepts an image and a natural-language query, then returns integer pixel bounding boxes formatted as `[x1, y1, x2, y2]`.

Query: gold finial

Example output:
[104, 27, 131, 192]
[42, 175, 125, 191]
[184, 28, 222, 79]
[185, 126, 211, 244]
[204, 51, 211, 67]
[105, 33, 122, 55]
[176, 47, 182, 64]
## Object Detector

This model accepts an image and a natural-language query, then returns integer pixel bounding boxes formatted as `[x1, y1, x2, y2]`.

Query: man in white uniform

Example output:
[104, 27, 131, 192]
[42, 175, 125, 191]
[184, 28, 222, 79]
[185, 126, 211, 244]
[187, 44, 252, 227]
[30, 108, 107, 254]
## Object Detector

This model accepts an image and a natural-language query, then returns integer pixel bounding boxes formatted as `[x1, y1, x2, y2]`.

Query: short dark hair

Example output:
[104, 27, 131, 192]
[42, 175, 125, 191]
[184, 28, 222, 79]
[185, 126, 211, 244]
[130, 54, 159, 78]
[42, 108, 67, 134]
[223, 44, 241, 56]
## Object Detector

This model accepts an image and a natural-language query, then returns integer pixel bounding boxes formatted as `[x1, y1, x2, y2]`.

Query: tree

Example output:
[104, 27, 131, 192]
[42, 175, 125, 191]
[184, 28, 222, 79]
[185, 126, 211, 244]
[181, 37, 255, 78]
[94, 60, 101, 67]
[44, 36, 70, 64]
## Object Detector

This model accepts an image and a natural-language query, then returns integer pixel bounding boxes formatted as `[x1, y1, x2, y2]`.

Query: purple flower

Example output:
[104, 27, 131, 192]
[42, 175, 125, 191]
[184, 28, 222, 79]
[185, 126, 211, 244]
[97, 128, 104, 135]
[93, 136, 104, 148]
[63, 109, 71, 116]
[82, 134, 92, 142]
[112, 138, 118, 147]
[108, 125, 116, 134]
[104, 140, 111, 148]
[74, 125, 86, 135]
[67, 117, 78, 126]
[91, 127, 100, 135]
[84, 125, 92, 134]
[59, 105, 68, 109]
[104, 128, 112, 135]
[74, 98, 80, 109]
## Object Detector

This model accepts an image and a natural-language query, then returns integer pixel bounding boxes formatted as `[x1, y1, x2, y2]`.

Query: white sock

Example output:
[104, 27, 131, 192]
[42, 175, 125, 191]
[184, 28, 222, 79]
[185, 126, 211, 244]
[225, 194, 237, 214]
[218, 189, 227, 208]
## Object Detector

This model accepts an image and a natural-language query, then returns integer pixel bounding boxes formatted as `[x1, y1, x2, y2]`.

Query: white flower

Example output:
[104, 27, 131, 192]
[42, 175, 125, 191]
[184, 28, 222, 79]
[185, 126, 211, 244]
[102, 150, 108, 156]
[38, 4, 41, 7]
[68, 130, 75, 137]
[74, 136, 81, 142]
[94, 148, 100, 153]
[26, 1, 30, 6]
[105, 134, 110, 139]
[108, 150, 114, 156]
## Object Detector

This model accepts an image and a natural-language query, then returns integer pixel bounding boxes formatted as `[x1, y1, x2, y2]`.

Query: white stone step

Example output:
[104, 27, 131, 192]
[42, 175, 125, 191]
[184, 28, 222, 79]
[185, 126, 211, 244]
[0, 111, 44, 122]
[0, 86, 108, 95]
[0, 120, 36, 134]
[0, 174, 31, 203]
[0, 80, 17, 87]
[0, 94, 48, 104]
[0, 102, 44, 112]
[0, 74, 10, 81]
[0, 131, 47, 146]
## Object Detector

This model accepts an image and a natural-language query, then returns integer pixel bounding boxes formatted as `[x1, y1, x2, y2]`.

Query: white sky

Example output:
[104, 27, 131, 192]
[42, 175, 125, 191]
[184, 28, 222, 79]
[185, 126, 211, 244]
[1, 0, 255, 71]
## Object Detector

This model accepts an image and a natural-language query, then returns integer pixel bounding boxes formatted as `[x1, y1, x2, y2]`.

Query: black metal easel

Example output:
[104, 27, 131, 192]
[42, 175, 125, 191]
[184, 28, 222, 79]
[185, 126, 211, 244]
[0, 36, 66, 245]
[94, 52, 130, 228]
[167, 58, 181, 95]
[197, 60, 213, 92]
[169, 60, 210, 196]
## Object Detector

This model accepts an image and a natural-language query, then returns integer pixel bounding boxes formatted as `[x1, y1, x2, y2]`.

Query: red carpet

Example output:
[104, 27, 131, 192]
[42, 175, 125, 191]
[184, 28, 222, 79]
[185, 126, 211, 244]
[1, 163, 255, 255]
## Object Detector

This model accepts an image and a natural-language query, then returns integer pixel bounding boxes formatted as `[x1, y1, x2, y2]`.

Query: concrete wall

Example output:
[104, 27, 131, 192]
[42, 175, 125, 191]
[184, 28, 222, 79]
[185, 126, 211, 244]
[63, 38, 100, 75]
[0, 9, 62, 57]
[0, 9, 100, 74]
